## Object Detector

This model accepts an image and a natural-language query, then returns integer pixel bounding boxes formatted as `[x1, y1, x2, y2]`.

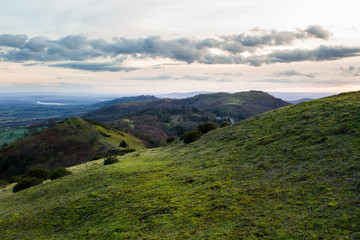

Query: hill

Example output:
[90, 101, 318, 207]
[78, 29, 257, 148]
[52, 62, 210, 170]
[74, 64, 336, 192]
[85, 91, 289, 145]
[0, 91, 359, 239]
[92, 95, 158, 108]
[0, 117, 145, 179]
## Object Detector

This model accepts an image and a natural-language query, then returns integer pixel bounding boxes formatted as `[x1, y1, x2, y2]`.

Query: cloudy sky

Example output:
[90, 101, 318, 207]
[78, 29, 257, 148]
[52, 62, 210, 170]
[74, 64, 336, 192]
[0, 0, 359, 95]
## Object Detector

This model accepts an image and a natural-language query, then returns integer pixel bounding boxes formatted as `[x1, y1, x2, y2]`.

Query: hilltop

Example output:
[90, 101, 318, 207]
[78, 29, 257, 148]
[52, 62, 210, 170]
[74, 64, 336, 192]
[0, 91, 359, 239]
[0, 117, 145, 179]
[85, 91, 289, 145]
[92, 95, 158, 108]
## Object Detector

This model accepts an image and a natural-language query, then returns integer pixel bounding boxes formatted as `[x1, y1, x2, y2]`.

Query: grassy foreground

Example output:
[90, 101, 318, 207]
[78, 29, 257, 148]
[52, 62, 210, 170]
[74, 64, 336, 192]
[0, 91, 360, 239]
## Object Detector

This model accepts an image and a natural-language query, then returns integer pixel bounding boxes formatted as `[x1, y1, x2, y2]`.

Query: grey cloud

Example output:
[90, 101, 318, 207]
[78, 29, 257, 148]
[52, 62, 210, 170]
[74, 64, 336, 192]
[50, 62, 137, 72]
[305, 25, 332, 39]
[221, 25, 330, 52]
[0, 34, 28, 48]
[253, 45, 360, 65]
[25, 36, 55, 52]
[262, 79, 293, 83]
[274, 70, 316, 78]
[0, 26, 358, 71]
[122, 74, 232, 82]
[59, 34, 88, 49]
[348, 65, 356, 71]
[340, 65, 360, 76]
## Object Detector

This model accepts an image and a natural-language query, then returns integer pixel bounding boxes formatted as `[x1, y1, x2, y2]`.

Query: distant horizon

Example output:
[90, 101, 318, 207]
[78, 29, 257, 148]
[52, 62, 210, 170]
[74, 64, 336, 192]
[0, 90, 340, 102]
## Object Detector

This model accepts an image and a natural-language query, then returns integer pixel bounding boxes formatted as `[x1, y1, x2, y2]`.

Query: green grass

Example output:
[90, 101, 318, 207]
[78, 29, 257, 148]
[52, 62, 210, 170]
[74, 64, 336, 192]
[0, 91, 359, 239]
[0, 128, 27, 145]
[92, 124, 144, 149]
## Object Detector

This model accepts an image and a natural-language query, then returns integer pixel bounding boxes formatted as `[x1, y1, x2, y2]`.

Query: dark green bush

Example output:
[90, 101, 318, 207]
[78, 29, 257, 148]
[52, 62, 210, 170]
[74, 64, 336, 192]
[104, 156, 119, 165]
[119, 140, 129, 148]
[25, 168, 50, 180]
[166, 136, 176, 143]
[198, 122, 218, 134]
[0, 180, 8, 188]
[8, 175, 23, 183]
[50, 167, 72, 180]
[182, 130, 203, 144]
[91, 154, 104, 160]
[220, 121, 231, 128]
[13, 177, 43, 193]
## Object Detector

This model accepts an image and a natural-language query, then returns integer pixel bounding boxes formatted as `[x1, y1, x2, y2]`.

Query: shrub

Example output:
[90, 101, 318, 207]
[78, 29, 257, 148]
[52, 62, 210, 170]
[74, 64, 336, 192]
[182, 130, 203, 144]
[220, 121, 231, 128]
[25, 168, 50, 180]
[166, 136, 176, 143]
[104, 156, 119, 165]
[198, 122, 218, 134]
[13, 177, 43, 193]
[50, 167, 72, 180]
[8, 175, 23, 183]
[91, 154, 104, 160]
[0, 180, 8, 188]
[119, 140, 129, 148]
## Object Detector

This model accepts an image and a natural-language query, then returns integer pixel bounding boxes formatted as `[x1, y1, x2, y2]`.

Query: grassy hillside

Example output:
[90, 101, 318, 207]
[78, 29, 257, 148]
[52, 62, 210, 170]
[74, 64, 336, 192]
[0, 117, 145, 179]
[85, 91, 289, 145]
[0, 91, 359, 239]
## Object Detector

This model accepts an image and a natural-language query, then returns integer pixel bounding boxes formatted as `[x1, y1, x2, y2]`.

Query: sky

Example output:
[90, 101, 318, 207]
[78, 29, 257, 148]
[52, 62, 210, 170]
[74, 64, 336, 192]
[0, 0, 359, 95]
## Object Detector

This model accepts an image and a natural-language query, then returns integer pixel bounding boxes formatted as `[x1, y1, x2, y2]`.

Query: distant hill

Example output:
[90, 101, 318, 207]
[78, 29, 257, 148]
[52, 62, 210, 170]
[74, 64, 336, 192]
[1, 91, 359, 239]
[93, 95, 158, 108]
[85, 91, 289, 145]
[0, 117, 145, 179]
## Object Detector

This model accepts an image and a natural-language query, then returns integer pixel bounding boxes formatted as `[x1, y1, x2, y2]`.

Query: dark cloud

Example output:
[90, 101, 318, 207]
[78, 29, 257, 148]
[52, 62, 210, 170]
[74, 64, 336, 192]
[0, 26, 358, 71]
[0, 34, 28, 48]
[25, 36, 55, 52]
[252, 45, 360, 65]
[305, 25, 332, 39]
[50, 62, 137, 72]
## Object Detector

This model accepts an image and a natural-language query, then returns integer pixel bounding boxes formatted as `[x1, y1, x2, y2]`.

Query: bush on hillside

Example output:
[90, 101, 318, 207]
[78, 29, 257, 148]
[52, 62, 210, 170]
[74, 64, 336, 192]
[0, 180, 8, 188]
[50, 167, 72, 180]
[25, 168, 50, 180]
[182, 130, 203, 144]
[198, 122, 218, 134]
[13, 177, 43, 193]
[104, 156, 119, 165]
[8, 175, 23, 183]
[220, 121, 231, 128]
[166, 136, 176, 143]
[119, 140, 129, 148]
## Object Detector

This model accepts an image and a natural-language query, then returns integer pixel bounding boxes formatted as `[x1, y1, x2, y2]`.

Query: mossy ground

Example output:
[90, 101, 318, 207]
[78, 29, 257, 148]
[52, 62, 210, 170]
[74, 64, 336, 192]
[0, 91, 359, 239]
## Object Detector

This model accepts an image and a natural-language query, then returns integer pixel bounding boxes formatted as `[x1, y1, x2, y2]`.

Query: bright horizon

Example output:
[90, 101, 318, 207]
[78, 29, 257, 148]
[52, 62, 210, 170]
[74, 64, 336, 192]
[0, 0, 359, 94]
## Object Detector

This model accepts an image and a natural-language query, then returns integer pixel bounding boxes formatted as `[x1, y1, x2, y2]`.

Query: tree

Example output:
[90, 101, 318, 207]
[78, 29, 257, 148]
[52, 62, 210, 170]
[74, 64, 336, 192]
[198, 122, 218, 134]
[50, 167, 72, 180]
[220, 121, 231, 128]
[119, 140, 129, 148]
[13, 177, 43, 193]
[182, 130, 202, 144]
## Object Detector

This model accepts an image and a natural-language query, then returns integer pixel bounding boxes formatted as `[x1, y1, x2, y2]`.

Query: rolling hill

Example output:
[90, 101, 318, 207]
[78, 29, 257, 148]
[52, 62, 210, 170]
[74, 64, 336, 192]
[85, 91, 289, 145]
[92, 95, 158, 108]
[0, 117, 145, 179]
[0, 91, 359, 239]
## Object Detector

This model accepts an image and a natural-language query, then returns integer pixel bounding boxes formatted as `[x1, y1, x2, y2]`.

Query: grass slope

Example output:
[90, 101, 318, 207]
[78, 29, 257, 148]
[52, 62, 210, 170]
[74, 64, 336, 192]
[0, 91, 359, 239]
[0, 118, 145, 179]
